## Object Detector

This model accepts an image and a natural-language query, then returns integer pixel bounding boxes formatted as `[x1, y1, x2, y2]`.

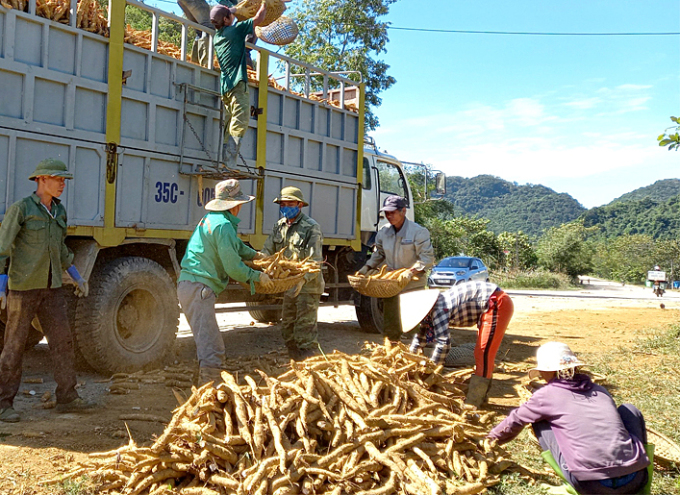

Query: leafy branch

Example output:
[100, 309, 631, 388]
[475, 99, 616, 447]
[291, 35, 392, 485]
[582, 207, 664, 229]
[658, 116, 680, 151]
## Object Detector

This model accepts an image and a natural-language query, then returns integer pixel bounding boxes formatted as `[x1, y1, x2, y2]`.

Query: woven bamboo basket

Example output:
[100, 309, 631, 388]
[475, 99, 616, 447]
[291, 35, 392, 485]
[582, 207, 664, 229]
[444, 343, 476, 367]
[233, 0, 286, 27]
[254, 272, 305, 294]
[347, 274, 408, 299]
[255, 15, 298, 45]
[647, 427, 680, 469]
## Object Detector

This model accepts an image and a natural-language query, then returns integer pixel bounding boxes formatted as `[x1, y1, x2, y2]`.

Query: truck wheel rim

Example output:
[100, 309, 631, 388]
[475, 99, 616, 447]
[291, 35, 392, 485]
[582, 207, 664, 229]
[114, 286, 162, 353]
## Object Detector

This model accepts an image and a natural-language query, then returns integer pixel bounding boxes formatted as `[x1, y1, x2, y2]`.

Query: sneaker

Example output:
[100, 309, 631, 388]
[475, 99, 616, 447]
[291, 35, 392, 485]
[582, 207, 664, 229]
[55, 397, 97, 414]
[0, 407, 20, 423]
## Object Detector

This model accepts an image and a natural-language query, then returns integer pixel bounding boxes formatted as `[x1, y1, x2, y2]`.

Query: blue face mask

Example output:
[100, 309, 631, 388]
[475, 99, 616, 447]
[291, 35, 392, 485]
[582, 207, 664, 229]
[280, 205, 300, 219]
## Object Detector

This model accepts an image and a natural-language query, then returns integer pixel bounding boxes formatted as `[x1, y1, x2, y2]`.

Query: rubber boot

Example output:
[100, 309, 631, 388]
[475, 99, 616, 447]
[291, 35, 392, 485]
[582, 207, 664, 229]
[286, 342, 301, 361]
[465, 375, 492, 408]
[198, 367, 223, 387]
[222, 135, 242, 169]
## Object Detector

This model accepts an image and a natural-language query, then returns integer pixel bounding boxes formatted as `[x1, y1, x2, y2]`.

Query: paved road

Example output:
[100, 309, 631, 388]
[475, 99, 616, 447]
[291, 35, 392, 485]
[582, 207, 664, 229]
[506, 276, 680, 301]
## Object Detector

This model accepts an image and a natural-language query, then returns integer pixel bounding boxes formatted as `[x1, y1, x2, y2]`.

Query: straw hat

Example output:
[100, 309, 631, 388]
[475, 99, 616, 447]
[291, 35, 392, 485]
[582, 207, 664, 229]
[528, 342, 587, 379]
[273, 186, 308, 206]
[205, 179, 254, 211]
[28, 158, 73, 181]
[398, 290, 440, 333]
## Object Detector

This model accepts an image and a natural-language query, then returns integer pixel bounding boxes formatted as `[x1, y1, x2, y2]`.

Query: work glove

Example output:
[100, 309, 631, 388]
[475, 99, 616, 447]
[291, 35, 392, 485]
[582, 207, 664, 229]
[0, 274, 7, 310]
[258, 272, 274, 289]
[66, 265, 89, 298]
[356, 265, 370, 276]
[254, 252, 267, 260]
[399, 269, 415, 284]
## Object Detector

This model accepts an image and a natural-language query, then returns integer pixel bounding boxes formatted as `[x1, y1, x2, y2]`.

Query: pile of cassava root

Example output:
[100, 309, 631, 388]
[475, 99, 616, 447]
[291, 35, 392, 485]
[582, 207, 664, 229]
[247, 249, 321, 281]
[53, 342, 522, 495]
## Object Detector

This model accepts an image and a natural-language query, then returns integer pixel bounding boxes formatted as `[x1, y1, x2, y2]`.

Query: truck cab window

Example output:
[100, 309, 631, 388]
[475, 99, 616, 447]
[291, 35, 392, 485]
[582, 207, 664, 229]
[376, 161, 409, 204]
[362, 158, 372, 190]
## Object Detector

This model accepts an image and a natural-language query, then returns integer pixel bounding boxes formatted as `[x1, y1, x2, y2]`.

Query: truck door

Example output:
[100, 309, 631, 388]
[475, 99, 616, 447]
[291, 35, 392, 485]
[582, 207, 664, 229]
[375, 160, 412, 229]
[360, 156, 380, 234]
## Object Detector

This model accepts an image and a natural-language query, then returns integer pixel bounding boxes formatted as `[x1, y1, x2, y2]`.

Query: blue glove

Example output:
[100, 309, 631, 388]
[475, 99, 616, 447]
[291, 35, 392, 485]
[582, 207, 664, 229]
[67, 265, 89, 298]
[0, 274, 7, 310]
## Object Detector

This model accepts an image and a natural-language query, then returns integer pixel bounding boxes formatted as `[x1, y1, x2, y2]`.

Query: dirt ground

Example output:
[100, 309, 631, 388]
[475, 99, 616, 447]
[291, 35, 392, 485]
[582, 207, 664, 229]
[1, 278, 678, 494]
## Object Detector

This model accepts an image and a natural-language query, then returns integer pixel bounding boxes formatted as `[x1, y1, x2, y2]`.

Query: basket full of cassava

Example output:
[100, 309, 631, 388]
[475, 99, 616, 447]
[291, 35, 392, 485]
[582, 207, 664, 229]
[348, 265, 416, 298]
[245, 249, 320, 294]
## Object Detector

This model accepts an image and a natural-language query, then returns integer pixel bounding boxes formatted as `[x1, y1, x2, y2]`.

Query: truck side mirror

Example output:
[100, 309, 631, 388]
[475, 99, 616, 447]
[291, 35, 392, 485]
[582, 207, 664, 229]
[435, 172, 446, 195]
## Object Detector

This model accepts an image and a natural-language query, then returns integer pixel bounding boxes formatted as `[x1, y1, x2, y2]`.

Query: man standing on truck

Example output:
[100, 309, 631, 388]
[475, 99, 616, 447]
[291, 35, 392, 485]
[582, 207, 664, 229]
[262, 187, 324, 360]
[210, 2, 266, 169]
[356, 195, 434, 340]
[177, 179, 274, 385]
[0, 159, 93, 423]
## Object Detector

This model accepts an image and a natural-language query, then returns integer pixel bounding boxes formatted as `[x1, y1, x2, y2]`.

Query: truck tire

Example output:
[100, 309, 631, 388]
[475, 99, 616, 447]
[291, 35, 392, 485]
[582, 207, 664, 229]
[246, 293, 282, 324]
[74, 257, 179, 374]
[355, 295, 383, 334]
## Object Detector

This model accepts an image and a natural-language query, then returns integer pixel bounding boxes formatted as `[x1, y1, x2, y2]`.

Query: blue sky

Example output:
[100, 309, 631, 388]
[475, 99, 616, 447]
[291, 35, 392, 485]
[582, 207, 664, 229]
[370, 1, 680, 208]
[152, 0, 679, 208]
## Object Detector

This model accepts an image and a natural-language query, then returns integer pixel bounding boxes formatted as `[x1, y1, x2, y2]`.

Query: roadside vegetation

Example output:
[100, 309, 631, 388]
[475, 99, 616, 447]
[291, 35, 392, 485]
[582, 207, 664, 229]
[488, 324, 680, 495]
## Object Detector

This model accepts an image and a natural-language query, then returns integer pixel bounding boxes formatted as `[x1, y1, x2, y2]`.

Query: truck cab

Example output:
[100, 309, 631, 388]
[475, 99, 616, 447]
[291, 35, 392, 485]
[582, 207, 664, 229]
[360, 139, 415, 244]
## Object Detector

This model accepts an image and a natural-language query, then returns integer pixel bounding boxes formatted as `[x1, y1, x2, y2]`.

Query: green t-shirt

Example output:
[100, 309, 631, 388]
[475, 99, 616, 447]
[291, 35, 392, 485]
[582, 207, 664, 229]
[214, 18, 254, 94]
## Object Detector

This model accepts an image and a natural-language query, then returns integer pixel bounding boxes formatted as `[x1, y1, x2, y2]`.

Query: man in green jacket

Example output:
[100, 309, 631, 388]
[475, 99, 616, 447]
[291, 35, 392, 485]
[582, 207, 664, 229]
[0, 159, 92, 423]
[210, 2, 266, 169]
[262, 187, 324, 360]
[178, 179, 273, 384]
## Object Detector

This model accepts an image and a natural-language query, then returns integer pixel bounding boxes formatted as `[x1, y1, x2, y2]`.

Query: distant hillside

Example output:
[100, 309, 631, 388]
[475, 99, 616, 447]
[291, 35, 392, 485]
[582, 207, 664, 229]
[582, 195, 680, 239]
[444, 175, 586, 237]
[610, 179, 680, 205]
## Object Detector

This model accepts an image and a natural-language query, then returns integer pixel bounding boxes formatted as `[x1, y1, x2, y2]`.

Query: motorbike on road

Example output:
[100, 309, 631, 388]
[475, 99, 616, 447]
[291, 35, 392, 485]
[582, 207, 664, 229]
[653, 280, 666, 297]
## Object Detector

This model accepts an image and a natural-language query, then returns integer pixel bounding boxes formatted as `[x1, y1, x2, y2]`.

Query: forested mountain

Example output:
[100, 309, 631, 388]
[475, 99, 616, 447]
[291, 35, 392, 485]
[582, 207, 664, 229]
[443, 175, 586, 237]
[582, 195, 680, 240]
[610, 179, 680, 204]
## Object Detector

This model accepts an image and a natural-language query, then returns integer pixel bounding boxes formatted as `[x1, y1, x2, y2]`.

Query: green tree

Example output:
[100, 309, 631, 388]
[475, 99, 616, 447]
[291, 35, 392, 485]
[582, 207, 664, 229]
[658, 116, 680, 151]
[498, 231, 538, 271]
[590, 234, 655, 284]
[283, 0, 397, 130]
[537, 221, 594, 277]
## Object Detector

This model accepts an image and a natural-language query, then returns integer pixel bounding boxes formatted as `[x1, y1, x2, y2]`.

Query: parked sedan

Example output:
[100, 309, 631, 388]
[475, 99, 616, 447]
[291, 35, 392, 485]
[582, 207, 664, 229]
[428, 256, 489, 288]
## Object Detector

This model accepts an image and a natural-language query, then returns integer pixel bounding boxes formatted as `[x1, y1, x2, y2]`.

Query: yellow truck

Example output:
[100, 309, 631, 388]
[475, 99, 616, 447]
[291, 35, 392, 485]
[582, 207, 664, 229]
[0, 0, 443, 372]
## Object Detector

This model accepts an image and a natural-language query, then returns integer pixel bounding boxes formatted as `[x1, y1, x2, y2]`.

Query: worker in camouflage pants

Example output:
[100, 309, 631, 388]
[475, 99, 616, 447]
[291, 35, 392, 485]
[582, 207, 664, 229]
[262, 187, 324, 360]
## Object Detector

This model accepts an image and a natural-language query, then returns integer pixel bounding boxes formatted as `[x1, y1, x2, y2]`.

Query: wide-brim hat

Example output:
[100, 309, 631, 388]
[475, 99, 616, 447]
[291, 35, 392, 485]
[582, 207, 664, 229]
[273, 186, 308, 206]
[205, 179, 255, 211]
[28, 158, 73, 181]
[528, 341, 588, 379]
[399, 289, 440, 333]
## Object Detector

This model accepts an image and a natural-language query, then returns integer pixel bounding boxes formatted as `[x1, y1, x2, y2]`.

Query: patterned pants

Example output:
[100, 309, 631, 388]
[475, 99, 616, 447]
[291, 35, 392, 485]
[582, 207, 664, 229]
[0, 288, 78, 408]
[281, 292, 320, 350]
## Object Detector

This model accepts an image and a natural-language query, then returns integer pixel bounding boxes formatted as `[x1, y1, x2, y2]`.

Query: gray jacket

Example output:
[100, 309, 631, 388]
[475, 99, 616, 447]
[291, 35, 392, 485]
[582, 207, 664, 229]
[366, 218, 434, 287]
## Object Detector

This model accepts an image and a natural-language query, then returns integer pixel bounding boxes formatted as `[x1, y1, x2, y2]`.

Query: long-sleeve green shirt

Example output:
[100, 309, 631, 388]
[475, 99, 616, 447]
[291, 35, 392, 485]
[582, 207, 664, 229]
[0, 193, 74, 290]
[262, 213, 325, 295]
[178, 211, 261, 295]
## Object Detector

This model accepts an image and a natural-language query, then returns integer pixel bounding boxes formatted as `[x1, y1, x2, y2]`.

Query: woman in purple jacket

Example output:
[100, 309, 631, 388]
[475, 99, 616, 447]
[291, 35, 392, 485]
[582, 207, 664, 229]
[488, 342, 650, 494]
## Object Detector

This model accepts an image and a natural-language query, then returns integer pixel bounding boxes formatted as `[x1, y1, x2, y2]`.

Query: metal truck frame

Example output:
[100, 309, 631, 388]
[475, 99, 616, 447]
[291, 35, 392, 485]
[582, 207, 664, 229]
[0, 0, 428, 373]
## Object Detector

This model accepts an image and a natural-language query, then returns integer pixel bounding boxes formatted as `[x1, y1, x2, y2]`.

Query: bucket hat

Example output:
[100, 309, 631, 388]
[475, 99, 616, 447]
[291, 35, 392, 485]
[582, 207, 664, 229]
[528, 342, 587, 379]
[273, 186, 308, 206]
[399, 289, 440, 333]
[28, 158, 73, 181]
[205, 179, 254, 211]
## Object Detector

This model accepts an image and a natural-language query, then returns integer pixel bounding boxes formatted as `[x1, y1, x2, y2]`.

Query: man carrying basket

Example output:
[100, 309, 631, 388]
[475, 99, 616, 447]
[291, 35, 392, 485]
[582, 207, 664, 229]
[262, 187, 324, 360]
[210, 2, 266, 169]
[177, 179, 273, 385]
[356, 195, 434, 340]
